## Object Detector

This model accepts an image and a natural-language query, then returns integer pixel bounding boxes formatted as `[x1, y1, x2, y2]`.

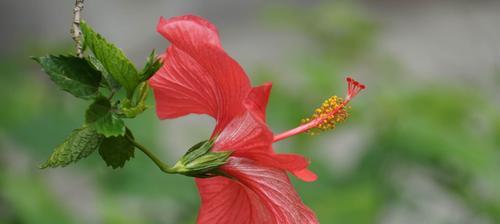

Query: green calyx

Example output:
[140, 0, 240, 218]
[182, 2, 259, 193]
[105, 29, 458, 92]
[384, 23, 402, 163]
[172, 139, 232, 178]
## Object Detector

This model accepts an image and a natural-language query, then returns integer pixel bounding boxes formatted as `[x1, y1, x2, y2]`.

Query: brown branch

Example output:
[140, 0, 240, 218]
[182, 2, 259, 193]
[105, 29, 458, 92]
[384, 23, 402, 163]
[71, 0, 85, 57]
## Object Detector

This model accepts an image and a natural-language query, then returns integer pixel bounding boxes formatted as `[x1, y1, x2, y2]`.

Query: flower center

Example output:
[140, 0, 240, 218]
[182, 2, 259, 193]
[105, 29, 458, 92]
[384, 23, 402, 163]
[273, 77, 365, 142]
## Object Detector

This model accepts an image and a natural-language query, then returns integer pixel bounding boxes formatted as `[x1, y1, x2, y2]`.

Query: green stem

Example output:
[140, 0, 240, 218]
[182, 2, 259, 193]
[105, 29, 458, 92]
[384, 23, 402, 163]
[136, 82, 149, 106]
[126, 135, 176, 174]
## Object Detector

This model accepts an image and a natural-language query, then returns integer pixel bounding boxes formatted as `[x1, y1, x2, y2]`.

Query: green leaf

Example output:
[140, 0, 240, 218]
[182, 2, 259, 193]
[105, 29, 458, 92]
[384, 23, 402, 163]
[32, 55, 101, 99]
[85, 97, 125, 137]
[139, 49, 163, 81]
[87, 55, 121, 92]
[81, 21, 139, 96]
[40, 126, 103, 168]
[98, 129, 135, 169]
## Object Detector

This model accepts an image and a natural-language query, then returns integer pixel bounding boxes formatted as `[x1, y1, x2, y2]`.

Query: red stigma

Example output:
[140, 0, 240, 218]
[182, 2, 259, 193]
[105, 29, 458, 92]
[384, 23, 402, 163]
[346, 76, 366, 101]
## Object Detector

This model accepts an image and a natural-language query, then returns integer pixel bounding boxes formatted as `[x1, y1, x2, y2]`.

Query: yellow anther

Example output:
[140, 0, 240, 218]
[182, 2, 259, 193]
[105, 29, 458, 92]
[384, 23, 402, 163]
[300, 95, 350, 135]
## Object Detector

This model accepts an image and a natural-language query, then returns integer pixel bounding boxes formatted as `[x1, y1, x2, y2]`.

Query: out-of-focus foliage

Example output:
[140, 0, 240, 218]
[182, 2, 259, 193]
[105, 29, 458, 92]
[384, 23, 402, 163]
[1, 1, 499, 224]
[262, 1, 500, 224]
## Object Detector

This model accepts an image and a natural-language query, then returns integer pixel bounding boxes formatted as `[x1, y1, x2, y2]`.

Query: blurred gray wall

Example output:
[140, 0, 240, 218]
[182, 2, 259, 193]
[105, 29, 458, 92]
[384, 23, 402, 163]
[2, 0, 499, 78]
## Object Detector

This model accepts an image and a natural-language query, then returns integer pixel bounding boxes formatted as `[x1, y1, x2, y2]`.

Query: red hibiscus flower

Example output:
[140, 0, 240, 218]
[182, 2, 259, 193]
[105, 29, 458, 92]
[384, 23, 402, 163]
[149, 15, 365, 224]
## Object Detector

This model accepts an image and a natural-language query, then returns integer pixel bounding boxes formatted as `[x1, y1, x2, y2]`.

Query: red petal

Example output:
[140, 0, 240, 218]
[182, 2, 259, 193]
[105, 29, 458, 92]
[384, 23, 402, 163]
[196, 158, 318, 224]
[150, 47, 218, 119]
[243, 152, 310, 172]
[195, 176, 272, 224]
[243, 83, 272, 122]
[292, 168, 318, 182]
[214, 112, 315, 179]
[212, 111, 272, 153]
[157, 15, 221, 49]
[150, 15, 251, 134]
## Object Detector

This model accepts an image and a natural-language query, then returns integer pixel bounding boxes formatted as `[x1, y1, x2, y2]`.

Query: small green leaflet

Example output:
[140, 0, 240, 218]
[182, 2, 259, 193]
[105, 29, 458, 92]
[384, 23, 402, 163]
[140, 49, 163, 81]
[81, 21, 140, 97]
[32, 55, 101, 99]
[98, 129, 135, 169]
[85, 97, 125, 137]
[40, 126, 103, 168]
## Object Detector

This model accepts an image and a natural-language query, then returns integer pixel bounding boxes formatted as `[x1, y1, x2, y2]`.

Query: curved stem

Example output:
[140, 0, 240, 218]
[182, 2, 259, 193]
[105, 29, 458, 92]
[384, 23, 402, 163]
[126, 135, 176, 174]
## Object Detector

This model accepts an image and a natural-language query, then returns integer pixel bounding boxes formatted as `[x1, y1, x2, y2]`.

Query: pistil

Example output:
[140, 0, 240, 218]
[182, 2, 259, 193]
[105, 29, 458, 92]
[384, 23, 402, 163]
[273, 77, 365, 142]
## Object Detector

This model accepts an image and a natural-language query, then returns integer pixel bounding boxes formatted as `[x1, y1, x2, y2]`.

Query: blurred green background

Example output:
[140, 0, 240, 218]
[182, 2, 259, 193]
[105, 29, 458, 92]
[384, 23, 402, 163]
[1, 0, 500, 223]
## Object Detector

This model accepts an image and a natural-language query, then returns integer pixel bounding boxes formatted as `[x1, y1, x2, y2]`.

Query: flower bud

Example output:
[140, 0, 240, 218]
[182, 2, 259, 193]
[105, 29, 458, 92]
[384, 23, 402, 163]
[172, 139, 232, 178]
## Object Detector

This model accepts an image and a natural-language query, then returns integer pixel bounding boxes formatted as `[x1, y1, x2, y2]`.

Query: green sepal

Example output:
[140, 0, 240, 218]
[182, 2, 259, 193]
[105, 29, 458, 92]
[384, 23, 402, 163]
[180, 151, 232, 178]
[81, 21, 140, 97]
[172, 139, 232, 178]
[32, 55, 101, 99]
[40, 126, 103, 168]
[98, 128, 135, 169]
[181, 140, 214, 164]
[85, 96, 125, 137]
[139, 49, 163, 81]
